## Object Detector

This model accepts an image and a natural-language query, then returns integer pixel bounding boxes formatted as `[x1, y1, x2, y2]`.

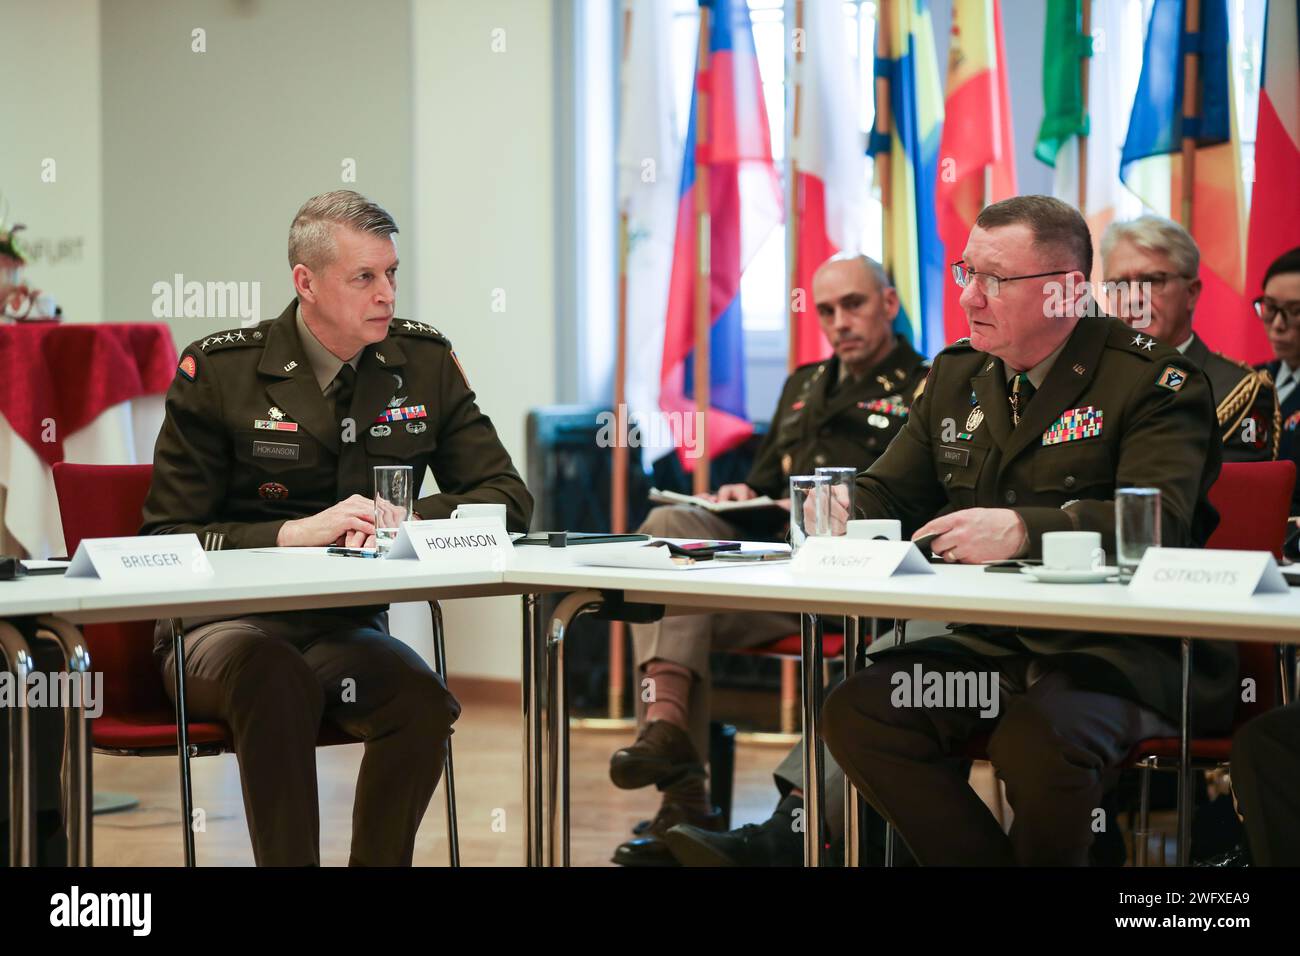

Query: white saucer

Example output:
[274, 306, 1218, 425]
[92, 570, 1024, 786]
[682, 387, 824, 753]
[1020, 566, 1118, 584]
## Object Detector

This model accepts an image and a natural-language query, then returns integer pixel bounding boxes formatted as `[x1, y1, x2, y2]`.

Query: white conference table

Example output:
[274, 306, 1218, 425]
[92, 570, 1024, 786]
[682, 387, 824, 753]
[504, 547, 1300, 867]
[4, 544, 1300, 868]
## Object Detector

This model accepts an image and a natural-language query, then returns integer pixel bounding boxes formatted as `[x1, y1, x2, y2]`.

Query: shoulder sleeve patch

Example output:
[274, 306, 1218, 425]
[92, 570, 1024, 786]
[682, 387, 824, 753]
[177, 354, 197, 381]
[1156, 364, 1190, 392]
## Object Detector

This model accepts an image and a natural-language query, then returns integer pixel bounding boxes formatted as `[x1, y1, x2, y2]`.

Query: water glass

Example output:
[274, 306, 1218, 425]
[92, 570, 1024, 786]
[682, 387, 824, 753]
[815, 466, 857, 535]
[374, 465, 415, 554]
[1116, 487, 1161, 582]
[790, 474, 831, 553]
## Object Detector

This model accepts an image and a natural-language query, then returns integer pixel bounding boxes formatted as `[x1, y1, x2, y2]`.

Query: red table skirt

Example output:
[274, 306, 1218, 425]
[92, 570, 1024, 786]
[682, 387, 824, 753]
[0, 322, 177, 465]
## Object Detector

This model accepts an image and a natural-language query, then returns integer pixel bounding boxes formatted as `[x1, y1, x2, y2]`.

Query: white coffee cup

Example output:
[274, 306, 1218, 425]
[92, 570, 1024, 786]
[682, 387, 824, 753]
[1041, 531, 1105, 571]
[846, 519, 902, 541]
[451, 502, 508, 528]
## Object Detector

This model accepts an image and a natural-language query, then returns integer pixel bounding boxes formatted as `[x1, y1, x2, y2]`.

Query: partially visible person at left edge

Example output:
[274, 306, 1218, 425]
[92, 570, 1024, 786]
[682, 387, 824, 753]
[140, 189, 532, 866]
[1254, 246, 1300, 510]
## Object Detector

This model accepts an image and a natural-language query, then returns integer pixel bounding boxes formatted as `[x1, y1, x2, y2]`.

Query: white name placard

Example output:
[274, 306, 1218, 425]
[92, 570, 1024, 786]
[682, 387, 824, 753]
[1129, 547, 1288, 599]
[66, 534, 213, 584]
[791, 537, 935, 579]
[385, 518, 511, 570]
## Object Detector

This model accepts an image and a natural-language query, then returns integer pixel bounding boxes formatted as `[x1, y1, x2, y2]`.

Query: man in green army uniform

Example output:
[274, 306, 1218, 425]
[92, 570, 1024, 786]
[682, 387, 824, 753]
[140, 190, 531, 866]
[1102, 215, 1278, 462]
[815, 195, 1235, 865]
[609, 254, 927, 865]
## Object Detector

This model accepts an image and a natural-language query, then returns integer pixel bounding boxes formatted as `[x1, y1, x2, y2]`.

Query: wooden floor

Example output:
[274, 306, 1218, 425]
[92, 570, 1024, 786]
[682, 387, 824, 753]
[92, 684, 787, 867]
[90, 683, 1169, 866]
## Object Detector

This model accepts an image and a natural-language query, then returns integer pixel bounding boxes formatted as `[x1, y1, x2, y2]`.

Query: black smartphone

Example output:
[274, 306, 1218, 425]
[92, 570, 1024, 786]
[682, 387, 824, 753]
[983, 559, 1042, 573]
[910, 531, 940, 559]
[650, 540, 741, 559]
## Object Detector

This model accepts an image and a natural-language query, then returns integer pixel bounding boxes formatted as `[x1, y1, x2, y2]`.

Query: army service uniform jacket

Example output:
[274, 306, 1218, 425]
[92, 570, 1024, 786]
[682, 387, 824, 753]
[855, 315, 1236, 732]
[1256, 358, 1300, 511]
[744, 336, 929, 499]
[141, 301, 533, 550]
[1182, 332, 1278, 462]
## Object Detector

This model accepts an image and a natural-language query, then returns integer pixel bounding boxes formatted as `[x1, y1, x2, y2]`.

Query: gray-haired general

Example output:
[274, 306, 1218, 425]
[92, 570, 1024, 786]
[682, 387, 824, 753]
[1101, 215, 1278, 462]
[140, 190, 532, 866]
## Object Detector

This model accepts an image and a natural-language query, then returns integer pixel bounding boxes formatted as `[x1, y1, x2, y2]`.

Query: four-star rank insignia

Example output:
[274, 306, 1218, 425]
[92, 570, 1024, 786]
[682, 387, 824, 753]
[1156, 365, 1188, 392]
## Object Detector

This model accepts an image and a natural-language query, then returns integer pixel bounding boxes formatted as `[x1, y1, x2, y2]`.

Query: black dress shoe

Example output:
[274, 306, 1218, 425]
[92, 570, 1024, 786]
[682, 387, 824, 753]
[612, 800, 724, 867]
[609, 720, 701, 790]
[663, 795, 805, 867]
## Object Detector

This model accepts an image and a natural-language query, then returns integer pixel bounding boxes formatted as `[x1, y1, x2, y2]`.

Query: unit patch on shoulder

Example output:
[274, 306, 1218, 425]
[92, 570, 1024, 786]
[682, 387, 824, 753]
[1156, 365, 1189, 392]
[178, 355, 197, 381]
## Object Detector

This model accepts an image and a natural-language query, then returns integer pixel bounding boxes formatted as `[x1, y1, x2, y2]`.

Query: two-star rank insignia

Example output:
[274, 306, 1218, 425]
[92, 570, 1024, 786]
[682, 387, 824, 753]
[1131, 333, 1156, 351]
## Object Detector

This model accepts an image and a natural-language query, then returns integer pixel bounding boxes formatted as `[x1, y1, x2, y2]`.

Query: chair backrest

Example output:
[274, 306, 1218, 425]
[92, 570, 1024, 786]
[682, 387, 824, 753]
[52, 463, 168, 718]
[1204, 460, 1296, 725]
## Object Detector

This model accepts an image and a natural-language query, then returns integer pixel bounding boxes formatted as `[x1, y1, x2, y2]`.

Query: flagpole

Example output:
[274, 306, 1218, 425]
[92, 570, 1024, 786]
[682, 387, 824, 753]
[787, 0, 804, 374]
[1179, 0, 1201, 229]
[1078, 0, 1091, 215]
[608, 2, 634, 722]
[875, 0, 894, 275]
[693, 3, 712, 495]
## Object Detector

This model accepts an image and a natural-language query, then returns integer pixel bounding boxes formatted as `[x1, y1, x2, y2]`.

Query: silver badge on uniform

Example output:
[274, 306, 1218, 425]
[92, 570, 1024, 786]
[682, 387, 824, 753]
[966, 407, 985, 432]
[868, 414, 891, 429]
[268, 406, 285, 421]
[370, 424, 392, 437]
[406, 420, 427, 434]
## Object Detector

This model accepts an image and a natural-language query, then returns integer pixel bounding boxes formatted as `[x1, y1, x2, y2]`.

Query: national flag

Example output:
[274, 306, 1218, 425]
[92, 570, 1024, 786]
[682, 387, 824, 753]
[1121, 0, 1263, 362]
[789, 0, 867, 366]
[869, 0, 946, 356]
[660, 0, 783, 467]
[935, 0, 1018, 346]
[1246, 0, 1300, 302]
[618, 0, 681, 468]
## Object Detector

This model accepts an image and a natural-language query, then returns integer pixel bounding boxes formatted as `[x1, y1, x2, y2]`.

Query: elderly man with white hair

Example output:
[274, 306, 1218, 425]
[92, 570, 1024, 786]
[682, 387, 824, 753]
[1101, 215, 1278, 462]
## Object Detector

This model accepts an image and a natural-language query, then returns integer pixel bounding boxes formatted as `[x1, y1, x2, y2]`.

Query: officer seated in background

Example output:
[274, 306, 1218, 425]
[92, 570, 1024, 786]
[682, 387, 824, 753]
[1101, 215, 1278, 462]
[815, 195, 1234, 865]
[1230, 700, 1300, 866]
[140, 190, 532, 866]
[609, 253, 928, 866]
[1252, 247, 1300, 513]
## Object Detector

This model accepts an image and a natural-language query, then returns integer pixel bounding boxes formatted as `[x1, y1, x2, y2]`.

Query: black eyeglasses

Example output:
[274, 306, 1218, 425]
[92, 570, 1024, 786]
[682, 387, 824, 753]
[951, 261, 1067, 298]
[1254, 296, 1300, 327]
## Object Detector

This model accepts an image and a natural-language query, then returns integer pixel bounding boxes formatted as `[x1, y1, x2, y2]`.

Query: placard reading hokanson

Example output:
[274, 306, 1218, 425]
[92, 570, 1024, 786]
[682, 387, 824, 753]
[65, 534, 213, 583]
[1128, 547, 1288, 600]
[791, 537, 935, 579]
[384, 518, 511, 570]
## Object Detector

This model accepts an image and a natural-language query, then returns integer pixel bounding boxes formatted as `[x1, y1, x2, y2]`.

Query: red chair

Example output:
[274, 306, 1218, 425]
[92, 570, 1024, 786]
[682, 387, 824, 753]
[1127, 459, 1296, 865]
[52, 463, 460, 866]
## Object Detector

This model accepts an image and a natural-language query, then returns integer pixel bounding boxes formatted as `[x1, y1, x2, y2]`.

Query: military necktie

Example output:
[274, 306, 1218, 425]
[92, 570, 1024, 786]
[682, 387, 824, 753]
[1008, 372, 1036, 427]
[331, 363, 357, 427]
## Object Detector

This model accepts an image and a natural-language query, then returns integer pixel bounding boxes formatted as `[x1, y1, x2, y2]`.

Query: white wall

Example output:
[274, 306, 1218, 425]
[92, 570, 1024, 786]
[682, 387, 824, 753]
[0, 0, 102, 323]
[99, 0, 414, 351]
[411, 0, 556, 682]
